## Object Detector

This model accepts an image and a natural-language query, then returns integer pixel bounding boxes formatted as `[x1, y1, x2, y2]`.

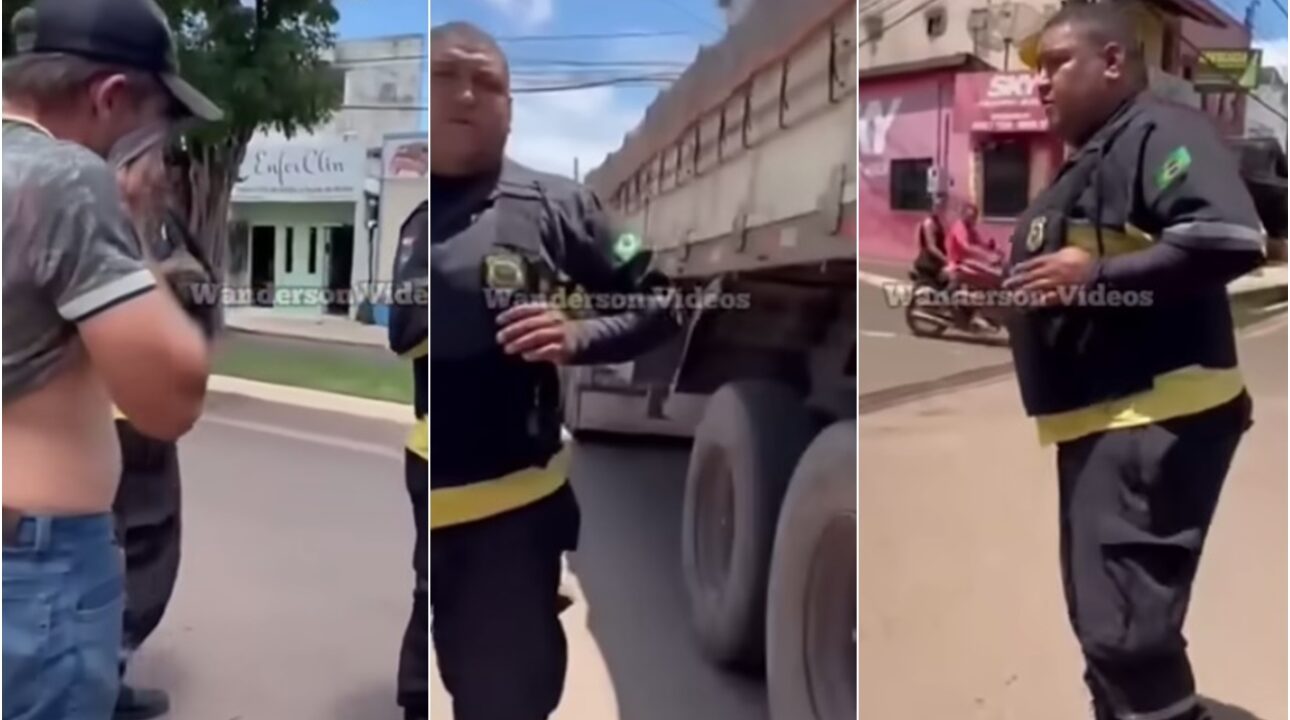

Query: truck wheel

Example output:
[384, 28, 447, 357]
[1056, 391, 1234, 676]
[766, 420, 856, 720]
[682, 380, 817, 669]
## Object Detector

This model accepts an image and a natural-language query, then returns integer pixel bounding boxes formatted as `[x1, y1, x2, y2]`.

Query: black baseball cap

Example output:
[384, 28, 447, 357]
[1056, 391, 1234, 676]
[10, 0, 223, 122]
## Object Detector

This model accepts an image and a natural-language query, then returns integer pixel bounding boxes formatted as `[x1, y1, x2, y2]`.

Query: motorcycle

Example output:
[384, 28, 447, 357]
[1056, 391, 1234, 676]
[904, 262, 1006, 339]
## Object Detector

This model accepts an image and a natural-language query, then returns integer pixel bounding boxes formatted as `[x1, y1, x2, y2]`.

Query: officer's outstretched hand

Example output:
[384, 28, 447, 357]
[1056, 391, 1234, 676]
[496, 302, 573, 365]
[1003, 246, 1095, 306]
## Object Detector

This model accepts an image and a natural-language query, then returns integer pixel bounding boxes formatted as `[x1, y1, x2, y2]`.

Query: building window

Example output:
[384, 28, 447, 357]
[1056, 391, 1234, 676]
[308, 228, 318, 274]
[925, 7, 946, 38]
[889, 158, 933, 211]
[285, 227, 294, 273]
[981, 140, 1030, 218]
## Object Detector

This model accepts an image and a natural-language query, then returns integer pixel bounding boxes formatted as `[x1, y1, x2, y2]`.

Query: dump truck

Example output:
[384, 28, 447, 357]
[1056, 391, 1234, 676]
[574, 2, 857, 718]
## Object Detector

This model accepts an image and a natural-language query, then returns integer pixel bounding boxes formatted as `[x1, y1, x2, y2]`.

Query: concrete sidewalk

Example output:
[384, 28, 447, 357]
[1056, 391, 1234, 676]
[224, 307, 387, 347]
[858, 322, 1287, 720]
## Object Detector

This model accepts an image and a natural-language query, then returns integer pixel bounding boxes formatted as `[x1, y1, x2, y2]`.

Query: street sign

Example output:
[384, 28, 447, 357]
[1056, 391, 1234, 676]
[1194, 49, 1263, 90]
[953, 72, 1049, 133]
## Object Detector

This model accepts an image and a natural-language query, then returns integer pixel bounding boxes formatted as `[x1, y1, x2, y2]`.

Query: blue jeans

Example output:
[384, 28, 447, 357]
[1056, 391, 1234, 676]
[3, 514, 124, 720]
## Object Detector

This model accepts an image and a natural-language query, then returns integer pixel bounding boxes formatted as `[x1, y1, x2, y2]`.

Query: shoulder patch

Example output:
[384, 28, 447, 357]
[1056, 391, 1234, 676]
[1155, 146, 1192, 192]
[613, 232, 641, 264]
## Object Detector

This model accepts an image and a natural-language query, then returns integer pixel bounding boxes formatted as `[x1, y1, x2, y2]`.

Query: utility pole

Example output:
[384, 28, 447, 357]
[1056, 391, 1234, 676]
[1246, 0, 1260, 31]
[574, 157, 581, 182]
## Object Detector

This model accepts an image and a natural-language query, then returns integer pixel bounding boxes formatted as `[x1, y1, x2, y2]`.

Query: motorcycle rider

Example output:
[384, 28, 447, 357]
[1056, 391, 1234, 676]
[911, 194, 950, 289]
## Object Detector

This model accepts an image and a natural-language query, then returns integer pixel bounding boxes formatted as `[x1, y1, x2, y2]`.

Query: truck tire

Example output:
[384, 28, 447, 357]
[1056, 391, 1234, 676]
[766, 420, 857, 720]
[681, 380, 817, 669]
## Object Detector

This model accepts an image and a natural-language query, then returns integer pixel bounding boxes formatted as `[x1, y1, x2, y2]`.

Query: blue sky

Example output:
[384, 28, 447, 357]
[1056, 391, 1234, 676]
[334, 0, 430, 129]
[1206, 0, 1289, 74]
[431, 0, 725, 177]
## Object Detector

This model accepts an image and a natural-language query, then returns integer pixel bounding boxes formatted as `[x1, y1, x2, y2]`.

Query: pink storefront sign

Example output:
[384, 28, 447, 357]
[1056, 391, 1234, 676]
[953, 72, 1049, 134]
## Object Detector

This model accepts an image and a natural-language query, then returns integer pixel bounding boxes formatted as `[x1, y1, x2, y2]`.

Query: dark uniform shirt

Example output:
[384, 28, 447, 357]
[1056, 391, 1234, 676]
[1006, 93, 1266, 445]
[430, 159, 677, 491]
[389, 201, 429, 461]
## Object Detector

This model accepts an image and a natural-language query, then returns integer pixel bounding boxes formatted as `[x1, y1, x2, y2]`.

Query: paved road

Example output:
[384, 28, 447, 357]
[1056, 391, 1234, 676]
[431, 438, 771, 720]
[126, 395, 411, 720]
[118, 391, 764, 720]
[858, 318, 1288, 720]
[857, 260, 1010, 397]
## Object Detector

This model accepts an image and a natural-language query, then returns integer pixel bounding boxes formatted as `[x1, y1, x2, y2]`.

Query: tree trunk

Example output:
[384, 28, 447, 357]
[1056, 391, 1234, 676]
[176, 130, 251, 333]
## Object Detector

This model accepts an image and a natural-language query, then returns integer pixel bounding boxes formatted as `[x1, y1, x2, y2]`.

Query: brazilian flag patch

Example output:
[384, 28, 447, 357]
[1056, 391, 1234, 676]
[1155, 146, 1192, 192]
[613, 232, 642, 264]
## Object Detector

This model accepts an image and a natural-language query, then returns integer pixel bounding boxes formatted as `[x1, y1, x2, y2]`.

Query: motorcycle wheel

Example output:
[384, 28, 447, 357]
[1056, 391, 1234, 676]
[905, 303, 949, 338]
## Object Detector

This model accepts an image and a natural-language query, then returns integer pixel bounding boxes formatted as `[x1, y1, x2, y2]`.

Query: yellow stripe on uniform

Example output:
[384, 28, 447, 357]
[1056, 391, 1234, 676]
[400, 338, 428, 360]
[1036, 223, 1244, 444]
[430, 445, 571, 530]
[406, 416, 428, 460]
[1065, 223, 1154, 257]
[1035, 365, 1245, 446]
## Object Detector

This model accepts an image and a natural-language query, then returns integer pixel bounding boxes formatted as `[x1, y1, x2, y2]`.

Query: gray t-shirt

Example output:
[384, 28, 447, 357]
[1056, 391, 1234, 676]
[2, 120, 157, 402]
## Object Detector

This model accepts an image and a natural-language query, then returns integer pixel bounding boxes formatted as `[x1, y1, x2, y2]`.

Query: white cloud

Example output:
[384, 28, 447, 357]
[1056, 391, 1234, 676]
[506, 85, 640, 178]
[1255, 36, 1288, 76]
[480, 0, 555, 29]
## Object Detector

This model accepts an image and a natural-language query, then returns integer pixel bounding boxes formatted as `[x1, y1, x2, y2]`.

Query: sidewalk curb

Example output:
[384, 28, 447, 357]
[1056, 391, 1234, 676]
[206, 375, 411, 424]
[859, 363, 1017, 416]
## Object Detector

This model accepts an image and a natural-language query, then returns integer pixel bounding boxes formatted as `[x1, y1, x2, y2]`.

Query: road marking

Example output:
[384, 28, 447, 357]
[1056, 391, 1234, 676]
[860, 330, 898, 338]
[858, 269, 907, 289]
[1244, 314, 1288, 340]
[201, 415, 405, 461]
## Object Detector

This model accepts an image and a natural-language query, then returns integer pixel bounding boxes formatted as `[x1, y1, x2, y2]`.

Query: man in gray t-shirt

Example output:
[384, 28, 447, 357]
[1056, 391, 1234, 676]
[2, 1, 222, 717]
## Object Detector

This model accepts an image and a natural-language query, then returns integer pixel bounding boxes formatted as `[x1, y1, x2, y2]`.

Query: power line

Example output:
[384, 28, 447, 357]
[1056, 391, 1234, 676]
[859, 0, 920, 18]
[494, 31, 693, 43]
[509, 58, 690, 68]
[512, 74, 680, 93]
[857, 0, 942, 51]
[1271, 0, 1287, 17]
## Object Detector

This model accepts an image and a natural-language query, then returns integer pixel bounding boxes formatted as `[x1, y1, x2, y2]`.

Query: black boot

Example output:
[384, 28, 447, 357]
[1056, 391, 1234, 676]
[114, 685, 170, 720]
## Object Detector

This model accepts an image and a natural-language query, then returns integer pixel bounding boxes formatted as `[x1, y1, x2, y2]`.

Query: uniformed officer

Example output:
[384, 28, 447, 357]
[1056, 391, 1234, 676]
[388, 200, 429, 720]
[1003, 6, 1266, 720]
[429, 21, 679, 719]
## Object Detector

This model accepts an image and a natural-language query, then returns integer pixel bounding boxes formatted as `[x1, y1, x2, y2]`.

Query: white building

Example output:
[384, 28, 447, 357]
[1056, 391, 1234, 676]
[1247, 66, 1288, 150]
[226, 34, 426, 322]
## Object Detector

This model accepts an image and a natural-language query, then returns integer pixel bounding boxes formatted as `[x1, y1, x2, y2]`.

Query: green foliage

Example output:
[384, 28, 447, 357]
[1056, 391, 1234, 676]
[3, 0, 343, 141]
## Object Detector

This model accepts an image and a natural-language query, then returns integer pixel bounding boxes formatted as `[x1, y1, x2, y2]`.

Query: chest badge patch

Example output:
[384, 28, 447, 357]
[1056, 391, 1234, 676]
[613, 232, 642, 264]
[483, 254, 527, 291]
[1025, 216, 1048, 253]
[1155, 146, 1192, 192]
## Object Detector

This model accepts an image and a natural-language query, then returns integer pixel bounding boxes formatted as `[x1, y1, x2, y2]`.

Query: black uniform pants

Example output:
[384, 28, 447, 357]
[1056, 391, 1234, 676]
[111, 421, 183, 669]
[1057, 392, 1251, 720]
[430, 483, 580, 720]
[399, 450, 429, 716]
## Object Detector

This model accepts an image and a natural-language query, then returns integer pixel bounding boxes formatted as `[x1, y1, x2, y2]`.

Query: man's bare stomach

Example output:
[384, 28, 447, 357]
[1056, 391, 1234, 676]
[4, 359, 122, 515]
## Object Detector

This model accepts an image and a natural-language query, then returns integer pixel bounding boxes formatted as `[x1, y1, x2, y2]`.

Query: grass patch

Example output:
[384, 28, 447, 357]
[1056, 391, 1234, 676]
[213, 333, 414, 404]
